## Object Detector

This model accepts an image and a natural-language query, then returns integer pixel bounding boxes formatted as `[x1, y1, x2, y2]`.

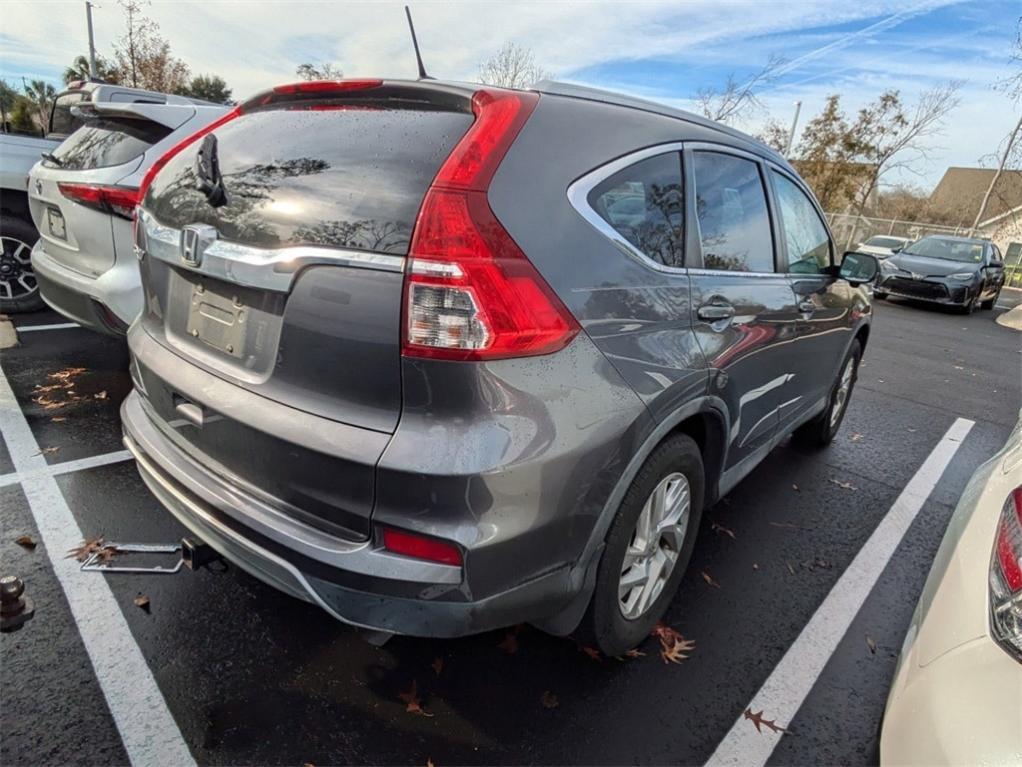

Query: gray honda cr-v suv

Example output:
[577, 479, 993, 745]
[122, 78, 877, 654]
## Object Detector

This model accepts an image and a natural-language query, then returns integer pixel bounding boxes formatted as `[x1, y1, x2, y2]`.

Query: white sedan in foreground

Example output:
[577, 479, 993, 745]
[881, 416, 1022, 765]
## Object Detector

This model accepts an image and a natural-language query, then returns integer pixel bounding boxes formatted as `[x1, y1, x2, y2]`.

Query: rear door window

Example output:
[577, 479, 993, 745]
[771, 171, 831, 274]
[692, 151, 773, 272]
[145, 107, 474, 255]
[45, 116, 172, 170]
[587, 152, 684, 267]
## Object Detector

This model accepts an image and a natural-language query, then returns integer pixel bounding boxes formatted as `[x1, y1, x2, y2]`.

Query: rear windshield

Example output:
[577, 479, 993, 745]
[144, 106, 474, 255]
[48, 91, 89, 138]
[45, 116, 172, 171]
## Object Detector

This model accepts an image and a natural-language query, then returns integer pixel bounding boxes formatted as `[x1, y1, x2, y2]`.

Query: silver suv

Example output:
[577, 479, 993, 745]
[28, 82, 226, 334]
[122, 78, 878, 654]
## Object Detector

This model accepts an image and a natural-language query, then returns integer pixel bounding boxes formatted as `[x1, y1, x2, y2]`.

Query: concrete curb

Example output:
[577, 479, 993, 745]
[995, 303, 1022, 331]
[0, 318, 18, 349]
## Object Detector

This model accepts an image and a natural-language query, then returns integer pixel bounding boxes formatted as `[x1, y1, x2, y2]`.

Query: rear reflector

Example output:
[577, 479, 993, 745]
[137, 106, 242, 204]
[402, 89, 580, 361]
[990, 486, 1022, 660]
[382, 528, 463, 567]
[58, 183, 140, 220]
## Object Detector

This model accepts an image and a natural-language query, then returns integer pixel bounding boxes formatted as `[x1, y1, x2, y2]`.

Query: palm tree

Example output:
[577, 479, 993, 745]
[63, 54, 121, 85]
[23, 80, 56, 131]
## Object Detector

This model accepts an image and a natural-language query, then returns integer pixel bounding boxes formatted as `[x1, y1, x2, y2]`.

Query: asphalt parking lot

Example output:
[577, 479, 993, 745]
[2, 294, 1020, 767]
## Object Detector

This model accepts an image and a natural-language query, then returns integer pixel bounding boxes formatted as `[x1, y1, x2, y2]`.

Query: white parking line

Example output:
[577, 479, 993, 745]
[15, 322, 81, 332]
[705, 416, 974, 767]
[0, 449, 133, 489]
[0, 367, 194, 766]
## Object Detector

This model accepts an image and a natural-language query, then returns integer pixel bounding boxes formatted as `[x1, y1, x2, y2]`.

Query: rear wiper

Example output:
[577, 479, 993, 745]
[41, 152, 64, 167]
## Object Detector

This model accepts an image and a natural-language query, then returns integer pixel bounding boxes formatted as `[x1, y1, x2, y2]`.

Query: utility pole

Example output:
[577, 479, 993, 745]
[85, 1, 98, 79]
[970, 113, 1022, 237]
[785, 100, 802, 158]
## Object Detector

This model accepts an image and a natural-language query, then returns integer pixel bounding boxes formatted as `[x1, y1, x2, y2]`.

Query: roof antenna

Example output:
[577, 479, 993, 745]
[405, 6, 432, 80]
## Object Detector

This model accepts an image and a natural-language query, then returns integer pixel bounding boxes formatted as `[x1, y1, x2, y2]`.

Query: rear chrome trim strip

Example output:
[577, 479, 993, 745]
[139, 209, 406, 292]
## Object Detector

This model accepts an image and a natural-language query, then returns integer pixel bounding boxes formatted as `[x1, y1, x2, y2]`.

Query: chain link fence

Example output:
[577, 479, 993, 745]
[825, 213, 968, 251]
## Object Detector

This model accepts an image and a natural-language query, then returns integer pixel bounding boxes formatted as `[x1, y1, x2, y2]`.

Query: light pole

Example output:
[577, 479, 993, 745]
[85, 1, 98, 79]
[785, 100, 802, 158]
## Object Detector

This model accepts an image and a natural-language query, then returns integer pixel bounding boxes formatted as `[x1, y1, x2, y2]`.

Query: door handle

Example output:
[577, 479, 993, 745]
[798, 299, 816, 314]
[697, 303, 735, 322]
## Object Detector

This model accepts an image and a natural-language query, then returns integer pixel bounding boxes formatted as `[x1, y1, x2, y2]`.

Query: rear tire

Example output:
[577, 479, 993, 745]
[0, 215, 44, 314]
[793, 339, 861, 449]
[576, 434, 704, 656]
[873, 291, 886, 300]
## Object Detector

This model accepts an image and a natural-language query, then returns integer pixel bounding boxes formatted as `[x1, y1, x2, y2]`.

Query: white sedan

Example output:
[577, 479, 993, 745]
[881, 416, 1022, 765]
[856, 235, 913, 259]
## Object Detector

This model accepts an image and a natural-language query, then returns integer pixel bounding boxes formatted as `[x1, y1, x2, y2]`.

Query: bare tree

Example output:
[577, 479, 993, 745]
[971, 17, 1022, 234]
[696, 55, 786, 125]
[295, 63, 343, 81]
[113, 0, 189, 92]
[756, 119, 790, 153]
[848, 82, 962, 222]
[478, 42, 548, 89]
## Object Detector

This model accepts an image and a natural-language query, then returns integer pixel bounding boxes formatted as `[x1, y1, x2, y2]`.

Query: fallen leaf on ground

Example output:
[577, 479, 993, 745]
[426, 759, 434, 767]
[50, 416, 67, 422]
[66, 536, 118, 563]
[701, 570, 721, 588]
[578, 645, 601, 661]
[34, 446, 59, 456]
[829, 478, 856, 491]
[133, 594, 150, 612]
[94, 390, 108, 400]
[498, 632, 519, 655]
[866, 635, 878, 654]
[711, 522, 736, 539]
[744, 708, 788, 734]
[850, 433, 864, 442]
[623, 648, 646, 658]
[660, 639, 695, 664]
[907, 428, 917, 433]
[14, 535, 37, 549]
[540, 690, 559, 709]
[431, 657, 444, 676]
[752, 562, 760, 570]
[785, 561, 796, 575]
[398, 680, 433, 717]
[652, 622, 696, 664]
[791, 483, 799, 491]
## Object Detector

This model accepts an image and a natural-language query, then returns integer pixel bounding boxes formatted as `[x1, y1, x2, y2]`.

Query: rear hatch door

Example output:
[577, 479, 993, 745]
[135, 82, 475, 538]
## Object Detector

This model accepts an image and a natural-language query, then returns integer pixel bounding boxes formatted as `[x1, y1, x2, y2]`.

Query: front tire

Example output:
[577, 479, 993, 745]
[980, 289, 1000, 310]
[0, 215, 44, 314]
[576, 434, 704, 656]
[793, 339, 861, 448]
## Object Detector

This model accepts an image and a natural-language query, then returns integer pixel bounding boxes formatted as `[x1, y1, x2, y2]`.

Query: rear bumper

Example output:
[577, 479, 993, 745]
[31, 239, 141, 334]
[121, 388, 577, 637]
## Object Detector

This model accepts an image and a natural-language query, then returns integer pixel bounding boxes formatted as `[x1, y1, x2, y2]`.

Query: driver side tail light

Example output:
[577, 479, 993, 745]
[990, 486, 1022, 661]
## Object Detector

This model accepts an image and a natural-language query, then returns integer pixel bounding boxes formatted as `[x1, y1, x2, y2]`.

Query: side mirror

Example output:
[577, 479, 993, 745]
[890, 247, 902, 254]
[839, 251, 879, 286]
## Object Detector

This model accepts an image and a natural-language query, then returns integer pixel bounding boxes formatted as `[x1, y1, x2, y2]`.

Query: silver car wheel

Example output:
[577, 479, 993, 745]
[618, 472, 690, 620]
[830, 355, 855, 428]
[0, 236, 37, 300]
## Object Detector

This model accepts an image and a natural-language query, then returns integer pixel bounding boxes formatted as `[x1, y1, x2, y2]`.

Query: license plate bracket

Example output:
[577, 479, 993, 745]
[47, 208, 66, 240]
[186, 283, 247, 357]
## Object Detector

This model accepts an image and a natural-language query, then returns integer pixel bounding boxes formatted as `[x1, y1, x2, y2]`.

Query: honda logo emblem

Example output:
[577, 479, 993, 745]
[180, 224, 217, 267]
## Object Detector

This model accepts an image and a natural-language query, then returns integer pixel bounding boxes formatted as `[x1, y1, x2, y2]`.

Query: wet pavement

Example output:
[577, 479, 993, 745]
[1, 299, 1019, 766]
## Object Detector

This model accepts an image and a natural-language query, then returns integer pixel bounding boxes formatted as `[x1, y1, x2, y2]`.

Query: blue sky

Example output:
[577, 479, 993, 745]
[2, 0, 1019, 190]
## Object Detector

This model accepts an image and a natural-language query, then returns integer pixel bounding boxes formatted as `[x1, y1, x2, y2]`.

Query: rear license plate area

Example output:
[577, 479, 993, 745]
[187, 284, 247, 357]
[47, 208, 66, 240]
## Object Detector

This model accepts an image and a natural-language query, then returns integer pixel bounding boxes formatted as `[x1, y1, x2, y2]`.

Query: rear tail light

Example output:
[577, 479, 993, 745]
[57, 183, 140, 220]
[402, 89, 579, 361]
[137, 106, 242, 203]
[382, 528, 463, 567]
[990, 486, 1022, 661]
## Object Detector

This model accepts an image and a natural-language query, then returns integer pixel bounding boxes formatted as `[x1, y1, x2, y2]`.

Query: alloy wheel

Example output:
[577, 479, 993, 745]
[830, 355, 855, 428]
[618, 472, 690, 620]
[0, 236, 37, 301]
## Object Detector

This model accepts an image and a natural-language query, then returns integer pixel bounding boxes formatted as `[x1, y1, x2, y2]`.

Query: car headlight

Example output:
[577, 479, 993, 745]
[880, 260, 897, 273]
[949, 272, 976, 280]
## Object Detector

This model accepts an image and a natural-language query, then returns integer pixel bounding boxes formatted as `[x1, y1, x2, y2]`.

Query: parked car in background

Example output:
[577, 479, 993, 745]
[875, 234, 1005, 313]
[881, 415, 1022, 766]
[855, 234, 912, 259]
[121, 78, 877, 655]
[28, 83, 227, 333]
[1, 131, 60, 312]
